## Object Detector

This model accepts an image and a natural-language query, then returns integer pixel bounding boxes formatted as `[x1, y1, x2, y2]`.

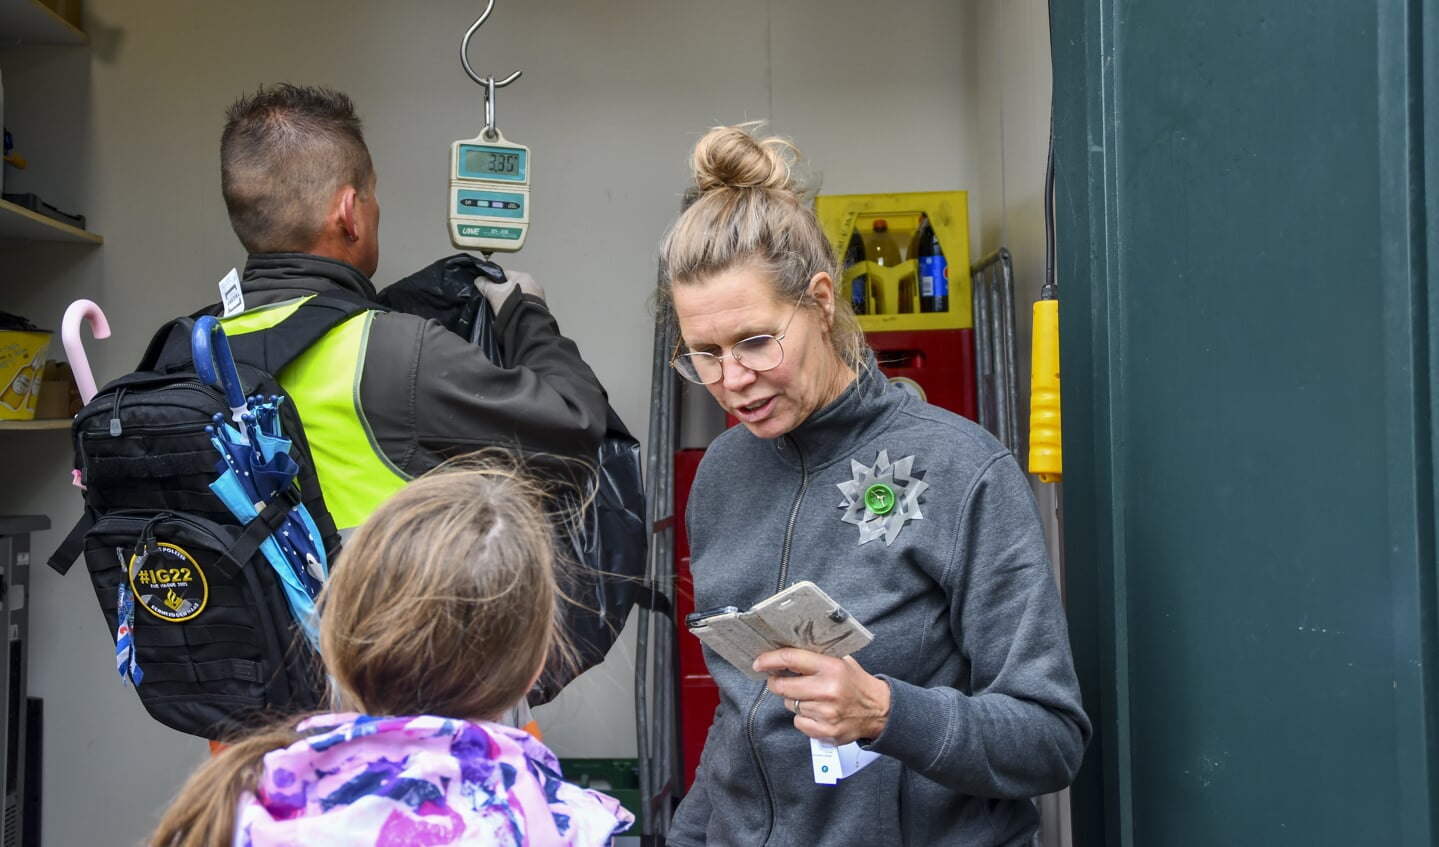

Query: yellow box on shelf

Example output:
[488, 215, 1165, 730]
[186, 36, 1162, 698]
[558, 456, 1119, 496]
[0, 330, 50, 421]
[816, 191, 972, 332]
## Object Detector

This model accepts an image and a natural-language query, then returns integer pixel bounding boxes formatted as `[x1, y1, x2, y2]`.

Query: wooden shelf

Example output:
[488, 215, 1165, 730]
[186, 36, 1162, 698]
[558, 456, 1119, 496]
[0, 418, 69, 430]
[0, 0, 84, 45]
[0, 198, 101, 244]
[0, 1, 91, 432]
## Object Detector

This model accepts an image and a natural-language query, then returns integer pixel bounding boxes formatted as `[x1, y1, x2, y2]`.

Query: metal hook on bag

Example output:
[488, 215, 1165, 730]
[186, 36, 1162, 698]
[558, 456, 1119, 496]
[461, 0, 521, 140]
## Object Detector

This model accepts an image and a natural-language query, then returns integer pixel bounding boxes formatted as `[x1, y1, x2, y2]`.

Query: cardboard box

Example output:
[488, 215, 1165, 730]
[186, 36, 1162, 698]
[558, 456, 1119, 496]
[35, 360, 79, 420]
[0, 331, 51, 420]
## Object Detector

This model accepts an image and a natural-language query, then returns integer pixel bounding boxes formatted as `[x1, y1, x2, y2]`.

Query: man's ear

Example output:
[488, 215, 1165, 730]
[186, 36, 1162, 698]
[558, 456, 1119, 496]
[337, 185, 361, 242]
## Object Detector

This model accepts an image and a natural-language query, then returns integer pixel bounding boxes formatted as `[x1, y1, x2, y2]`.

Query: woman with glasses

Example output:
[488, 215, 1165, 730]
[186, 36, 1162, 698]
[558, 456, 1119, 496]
[659, 124, 1090, 847]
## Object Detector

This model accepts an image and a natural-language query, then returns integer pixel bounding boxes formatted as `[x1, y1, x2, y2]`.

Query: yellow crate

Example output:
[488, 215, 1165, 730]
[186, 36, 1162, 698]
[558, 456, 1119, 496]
[0, 331, 51, 420]
[816, 191, 972, 332]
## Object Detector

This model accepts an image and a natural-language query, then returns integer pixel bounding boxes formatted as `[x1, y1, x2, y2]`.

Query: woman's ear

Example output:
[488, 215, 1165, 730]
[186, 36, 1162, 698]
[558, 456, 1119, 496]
[809, 272, 837, 328]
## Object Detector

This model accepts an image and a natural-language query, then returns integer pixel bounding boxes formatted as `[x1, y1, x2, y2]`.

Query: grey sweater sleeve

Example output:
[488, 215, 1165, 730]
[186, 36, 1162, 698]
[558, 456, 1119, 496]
[867, 454, 1091, 797]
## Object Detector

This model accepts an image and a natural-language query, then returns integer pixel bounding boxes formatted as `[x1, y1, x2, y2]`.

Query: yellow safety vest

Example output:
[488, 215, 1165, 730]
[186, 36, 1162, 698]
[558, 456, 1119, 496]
[222, 297, 410, 533]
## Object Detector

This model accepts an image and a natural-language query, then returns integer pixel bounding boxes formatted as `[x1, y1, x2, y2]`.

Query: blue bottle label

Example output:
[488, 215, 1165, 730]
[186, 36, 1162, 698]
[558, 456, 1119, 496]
[919, 256, 948, 297]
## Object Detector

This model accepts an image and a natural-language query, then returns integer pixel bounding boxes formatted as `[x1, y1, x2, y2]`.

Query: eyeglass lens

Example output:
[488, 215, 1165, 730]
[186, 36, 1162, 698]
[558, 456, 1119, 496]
[676, 335, 784, 384]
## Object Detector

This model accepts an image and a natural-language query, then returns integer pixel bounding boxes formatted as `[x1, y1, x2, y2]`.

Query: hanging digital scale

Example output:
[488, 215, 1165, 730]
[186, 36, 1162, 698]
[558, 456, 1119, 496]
[449, 1, 529, 254]
[449, 129, 530, 252]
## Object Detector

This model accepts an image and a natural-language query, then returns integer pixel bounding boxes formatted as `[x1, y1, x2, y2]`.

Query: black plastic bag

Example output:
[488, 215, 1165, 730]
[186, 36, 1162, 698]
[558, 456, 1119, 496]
[380, 254, 651, 704]
[377, 253, 504, 361]
[535, 407, 650, 702]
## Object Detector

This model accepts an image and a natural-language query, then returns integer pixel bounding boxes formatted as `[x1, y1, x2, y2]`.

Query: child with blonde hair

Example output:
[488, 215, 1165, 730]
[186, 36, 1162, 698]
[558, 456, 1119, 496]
[150, 458, 633, 846]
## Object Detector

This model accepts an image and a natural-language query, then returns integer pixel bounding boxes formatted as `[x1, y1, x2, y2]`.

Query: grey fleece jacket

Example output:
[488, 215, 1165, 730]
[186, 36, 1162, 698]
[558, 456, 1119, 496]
[668, 359, 1090, 847]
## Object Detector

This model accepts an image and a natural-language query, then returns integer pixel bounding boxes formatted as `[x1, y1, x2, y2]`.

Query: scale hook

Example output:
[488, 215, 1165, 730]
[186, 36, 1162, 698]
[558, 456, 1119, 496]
[461, 0, 521, 89]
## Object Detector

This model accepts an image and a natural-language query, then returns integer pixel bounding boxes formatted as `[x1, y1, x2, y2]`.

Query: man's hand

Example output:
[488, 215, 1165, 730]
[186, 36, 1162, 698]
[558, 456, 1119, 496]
[478, 268, 546, 313]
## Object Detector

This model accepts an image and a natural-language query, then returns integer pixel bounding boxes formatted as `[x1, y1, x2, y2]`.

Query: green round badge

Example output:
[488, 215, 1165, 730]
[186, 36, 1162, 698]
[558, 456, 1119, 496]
[864, 483, 897, 515]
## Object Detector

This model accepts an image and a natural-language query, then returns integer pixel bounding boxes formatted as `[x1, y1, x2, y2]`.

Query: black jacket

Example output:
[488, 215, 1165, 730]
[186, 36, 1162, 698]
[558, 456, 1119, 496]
[239, 252, 608, 478]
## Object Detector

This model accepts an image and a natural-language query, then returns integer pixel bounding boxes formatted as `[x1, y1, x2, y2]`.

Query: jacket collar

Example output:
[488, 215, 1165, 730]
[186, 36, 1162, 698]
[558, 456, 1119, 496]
[242, 253, 380, 301]
[773, 352, 898, 472]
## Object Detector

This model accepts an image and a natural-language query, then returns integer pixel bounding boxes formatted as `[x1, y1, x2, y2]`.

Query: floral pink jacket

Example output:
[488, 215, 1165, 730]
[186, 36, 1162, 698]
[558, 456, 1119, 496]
[235, 713, 633, 846]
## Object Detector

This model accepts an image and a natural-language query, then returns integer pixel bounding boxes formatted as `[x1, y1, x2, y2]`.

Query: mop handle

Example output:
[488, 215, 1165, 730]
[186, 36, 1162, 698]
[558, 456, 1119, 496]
[192, 316, 248, 425]
[1028, 298, 1062, 483]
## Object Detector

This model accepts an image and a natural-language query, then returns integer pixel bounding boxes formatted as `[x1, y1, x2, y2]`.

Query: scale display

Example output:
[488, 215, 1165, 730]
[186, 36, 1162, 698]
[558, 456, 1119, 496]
[460, 146, 526, 180]
[449, 130, 530, 252]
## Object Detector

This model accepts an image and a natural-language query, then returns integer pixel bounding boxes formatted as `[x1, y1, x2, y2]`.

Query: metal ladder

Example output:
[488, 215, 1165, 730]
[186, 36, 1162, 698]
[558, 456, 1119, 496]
[634, 300, 681, 844]
[971, 247, 1024, 454]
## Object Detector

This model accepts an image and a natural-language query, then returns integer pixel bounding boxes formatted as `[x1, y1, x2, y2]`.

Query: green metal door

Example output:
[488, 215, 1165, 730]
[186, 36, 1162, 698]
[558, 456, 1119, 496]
[1051, 1, 1437, 844]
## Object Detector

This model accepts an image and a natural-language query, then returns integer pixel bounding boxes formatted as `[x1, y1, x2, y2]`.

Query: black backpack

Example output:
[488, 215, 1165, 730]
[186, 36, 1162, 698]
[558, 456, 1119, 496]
[47, 292, 369, 740]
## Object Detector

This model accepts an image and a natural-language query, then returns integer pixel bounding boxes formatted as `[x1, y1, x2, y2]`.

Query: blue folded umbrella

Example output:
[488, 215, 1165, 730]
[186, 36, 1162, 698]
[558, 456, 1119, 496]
[194, 317, 329, 650]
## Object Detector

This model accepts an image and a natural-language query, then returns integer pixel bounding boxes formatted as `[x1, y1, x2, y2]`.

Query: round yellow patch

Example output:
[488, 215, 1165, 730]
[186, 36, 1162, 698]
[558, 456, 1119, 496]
[128, 543, 208, 622]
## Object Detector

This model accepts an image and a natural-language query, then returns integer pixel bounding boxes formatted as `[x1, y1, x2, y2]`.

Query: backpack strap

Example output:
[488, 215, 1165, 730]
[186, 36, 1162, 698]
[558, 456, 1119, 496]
[135, 317, 199, 374]
[46, 488, 304, 577]
[46, 506, 94, 575]
[215, 487, 304, 577]
[227, 290, 377, 374]
[633, 584, 674, 618]
[142, 290, 378, 375]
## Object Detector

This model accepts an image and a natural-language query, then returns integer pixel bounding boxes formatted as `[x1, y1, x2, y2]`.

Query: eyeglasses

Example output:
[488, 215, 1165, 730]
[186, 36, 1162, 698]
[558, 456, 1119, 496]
[671, 295, 805, 385]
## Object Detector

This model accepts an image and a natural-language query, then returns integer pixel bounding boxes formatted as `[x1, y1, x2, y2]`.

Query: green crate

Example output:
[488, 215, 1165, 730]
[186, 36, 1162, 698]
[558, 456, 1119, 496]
[559, 757, 643, 827]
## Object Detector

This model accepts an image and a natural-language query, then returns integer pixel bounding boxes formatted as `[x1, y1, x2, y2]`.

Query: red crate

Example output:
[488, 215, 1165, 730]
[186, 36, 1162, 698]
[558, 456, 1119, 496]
[673, 449, 713, 791]
[674, 449, 703, 679]
[723, 328, 977, 428]
[868, 328, 977, 421]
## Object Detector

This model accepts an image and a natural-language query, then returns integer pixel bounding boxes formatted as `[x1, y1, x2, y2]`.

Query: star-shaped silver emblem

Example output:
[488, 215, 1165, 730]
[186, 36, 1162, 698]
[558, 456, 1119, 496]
[837, 450, 928, 545]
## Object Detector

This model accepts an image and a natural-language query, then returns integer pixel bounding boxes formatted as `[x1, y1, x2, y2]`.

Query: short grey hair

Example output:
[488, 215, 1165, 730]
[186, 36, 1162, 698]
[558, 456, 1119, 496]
[220, 84, 373, 254]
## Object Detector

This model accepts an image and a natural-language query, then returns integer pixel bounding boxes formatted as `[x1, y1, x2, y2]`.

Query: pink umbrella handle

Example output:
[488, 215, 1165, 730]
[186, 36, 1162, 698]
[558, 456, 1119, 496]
[62, 299, 111, 405]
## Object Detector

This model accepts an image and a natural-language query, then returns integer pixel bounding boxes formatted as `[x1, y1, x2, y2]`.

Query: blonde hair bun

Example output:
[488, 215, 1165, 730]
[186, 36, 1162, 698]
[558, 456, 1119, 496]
[691, 123, 799, 195]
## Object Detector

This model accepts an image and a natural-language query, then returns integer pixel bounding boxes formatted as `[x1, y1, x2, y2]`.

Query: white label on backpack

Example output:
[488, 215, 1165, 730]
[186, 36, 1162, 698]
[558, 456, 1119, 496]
[219, 268, 245, 317]
[129, 543, 208, 622]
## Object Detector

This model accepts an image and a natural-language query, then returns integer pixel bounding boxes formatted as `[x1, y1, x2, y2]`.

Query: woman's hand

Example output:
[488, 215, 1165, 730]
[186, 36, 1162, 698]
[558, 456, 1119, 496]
[753, 649, 891, 745]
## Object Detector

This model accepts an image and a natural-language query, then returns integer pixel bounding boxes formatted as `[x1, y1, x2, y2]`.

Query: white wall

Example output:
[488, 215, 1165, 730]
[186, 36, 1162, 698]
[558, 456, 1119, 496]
[973, 0, 1055, 451]
[0, 2, 1056, 845]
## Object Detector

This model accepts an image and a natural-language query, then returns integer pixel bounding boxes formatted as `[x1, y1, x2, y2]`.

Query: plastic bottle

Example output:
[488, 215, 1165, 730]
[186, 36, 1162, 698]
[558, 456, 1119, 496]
[843, 230, 868, 314]
[916, 215, 949, 313]
[865, 219, 902, 314]
[0, 348, 40, 412]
